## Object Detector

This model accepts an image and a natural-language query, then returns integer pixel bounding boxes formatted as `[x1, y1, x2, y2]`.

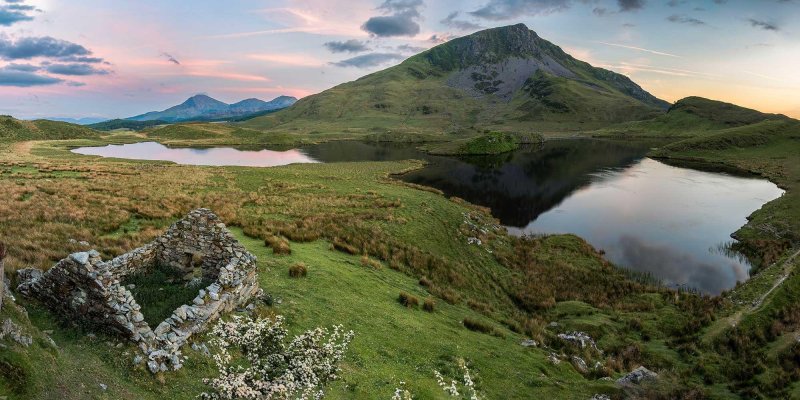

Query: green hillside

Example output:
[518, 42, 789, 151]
[0, 116, 100, 141]
[242, 24, 668, 137]
[595, 96, 790, 138]
[88, 119, 169, 131]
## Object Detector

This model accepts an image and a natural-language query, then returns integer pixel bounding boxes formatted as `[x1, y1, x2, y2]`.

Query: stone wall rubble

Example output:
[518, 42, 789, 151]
[16, 208, 258, 373]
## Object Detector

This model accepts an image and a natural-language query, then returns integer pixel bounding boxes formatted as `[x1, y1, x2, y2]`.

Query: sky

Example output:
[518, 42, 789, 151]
[0, 0, 798, 120]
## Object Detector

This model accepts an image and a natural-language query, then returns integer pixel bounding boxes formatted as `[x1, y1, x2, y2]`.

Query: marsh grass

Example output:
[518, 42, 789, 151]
[288, 263, 308, 278]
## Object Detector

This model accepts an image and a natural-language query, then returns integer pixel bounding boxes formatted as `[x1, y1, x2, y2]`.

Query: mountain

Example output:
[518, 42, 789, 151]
[87, 119, 169, 131]
[128, 94, 297, 123]
[45, 117, 108, 125]
[243, 23, 669, 135]
[230, 96, 297, 113]
[1, 115, 99, 140]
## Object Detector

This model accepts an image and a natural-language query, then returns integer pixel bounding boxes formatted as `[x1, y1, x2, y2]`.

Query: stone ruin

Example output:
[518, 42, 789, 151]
[16, 208, 258, 373]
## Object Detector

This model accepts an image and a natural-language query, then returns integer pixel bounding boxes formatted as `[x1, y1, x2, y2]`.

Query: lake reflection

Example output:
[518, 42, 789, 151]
[72, 139, 785, 293]
[73, 141, 319, 167]
[505, 158, 784, 294]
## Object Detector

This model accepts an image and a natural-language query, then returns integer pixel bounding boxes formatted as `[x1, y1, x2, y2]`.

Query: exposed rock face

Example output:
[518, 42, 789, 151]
[16, 208, 258, 373]
[616, 366, 658, 386]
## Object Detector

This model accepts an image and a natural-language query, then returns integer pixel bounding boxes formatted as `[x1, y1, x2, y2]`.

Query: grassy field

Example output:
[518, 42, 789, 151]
[2, 94, 800, 398]
[0, 135, 731, 399]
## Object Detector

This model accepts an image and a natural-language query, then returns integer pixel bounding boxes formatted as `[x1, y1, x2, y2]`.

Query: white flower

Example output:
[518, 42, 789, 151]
[200, 315, 354, 400]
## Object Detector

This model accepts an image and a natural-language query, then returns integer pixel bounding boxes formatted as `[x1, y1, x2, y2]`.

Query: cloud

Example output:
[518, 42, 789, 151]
[0, 68, 63, 87]
[44, 63, 111, 76]
[667, 14, 707, 26]
[618, 0, 645, 12]
[331, 52, 404, 68]
[323, 39, 370, 53]
[362, 15, 421, 37]
[469, 0, 571, 20]
[748, 19, 779, 31]
[362, 0, 423, 37]
[428, 33, 457, 44]
[396, 44, 426, 53]
[617, 235, 746, 294]
[593, 7, 608, 16]
[0, 36, 103, 62]
[161, 52, 180, 65]
[595, 41, 681, 57]
[0, 0, 35, 26]
[441, 11, 483, 30]
[3, 62, 38, 71]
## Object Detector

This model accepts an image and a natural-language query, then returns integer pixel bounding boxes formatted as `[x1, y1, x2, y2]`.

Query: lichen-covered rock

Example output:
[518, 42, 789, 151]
[557, 331, 599, 352]
[15, 208, 258, 374]
[616, 366, 658, 386]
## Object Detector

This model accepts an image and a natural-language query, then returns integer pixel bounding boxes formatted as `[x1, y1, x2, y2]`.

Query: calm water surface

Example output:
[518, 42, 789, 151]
[73, 140, 784, 294]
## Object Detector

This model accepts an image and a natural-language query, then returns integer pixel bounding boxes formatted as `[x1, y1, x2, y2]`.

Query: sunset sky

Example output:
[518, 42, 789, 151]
[1, 0, 798, 120]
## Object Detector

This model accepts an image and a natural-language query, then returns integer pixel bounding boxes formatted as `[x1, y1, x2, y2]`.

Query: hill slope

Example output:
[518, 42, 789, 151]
[243, 24, 668, 135]
[0, 116, 100, 140]
[128, 95, 297, 123]
[595, 96, 791, 138]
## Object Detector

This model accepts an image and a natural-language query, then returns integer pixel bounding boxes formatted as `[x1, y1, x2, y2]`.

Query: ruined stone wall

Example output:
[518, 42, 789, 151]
[16, 208, 258, 373]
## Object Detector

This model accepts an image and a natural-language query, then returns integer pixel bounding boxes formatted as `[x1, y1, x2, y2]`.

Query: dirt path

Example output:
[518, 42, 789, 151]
[750, 248, 800, 310]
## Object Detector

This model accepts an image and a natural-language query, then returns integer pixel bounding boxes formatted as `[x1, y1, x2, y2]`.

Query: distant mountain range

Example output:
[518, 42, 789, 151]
[45, 117, 108, 125]
[127, 94, 297, 123]
[243, 23, 669, 135]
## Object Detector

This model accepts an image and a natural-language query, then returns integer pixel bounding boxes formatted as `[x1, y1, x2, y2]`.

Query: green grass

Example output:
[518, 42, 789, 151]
[233, 231, 617, 399]
[123, 264, 208, 327]
[1, 108, 799, 398]
[1, 116, 100, 141]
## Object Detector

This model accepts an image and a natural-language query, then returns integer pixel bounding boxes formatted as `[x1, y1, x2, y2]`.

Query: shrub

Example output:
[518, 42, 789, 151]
[463, 318, 493, 334]
[398, 292, 419, 308]
[288, 263, 307, 278]
[331, 238, 359, 255]
[360, 255, 381, 269]
[201, 315, 354, 400]
[419, 276, 432, 287]
[265, 235, 291, 255]
[423, 297, 436, 312]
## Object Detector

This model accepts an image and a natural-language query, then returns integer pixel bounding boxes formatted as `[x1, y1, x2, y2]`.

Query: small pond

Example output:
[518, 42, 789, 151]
[73, 140, 785, 294]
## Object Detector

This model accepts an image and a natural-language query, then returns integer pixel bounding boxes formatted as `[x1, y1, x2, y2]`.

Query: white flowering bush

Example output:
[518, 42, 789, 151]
[434, 359, 481, 400]
[391, 381, 413, 400]
[200, 315, 354, 400]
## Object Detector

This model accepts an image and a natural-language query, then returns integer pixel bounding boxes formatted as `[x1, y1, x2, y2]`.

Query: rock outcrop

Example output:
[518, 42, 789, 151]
[16, 209, 258, 373]
[617, 366, 658, 386]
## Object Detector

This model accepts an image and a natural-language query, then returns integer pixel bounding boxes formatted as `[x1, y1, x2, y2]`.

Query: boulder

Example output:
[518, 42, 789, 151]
[616, 366, 658, 386]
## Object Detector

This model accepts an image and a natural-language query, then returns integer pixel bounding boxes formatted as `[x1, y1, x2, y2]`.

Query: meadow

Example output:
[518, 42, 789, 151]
[1, 116, 799, 398]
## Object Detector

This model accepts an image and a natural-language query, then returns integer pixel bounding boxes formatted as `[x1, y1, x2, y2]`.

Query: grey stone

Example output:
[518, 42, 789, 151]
[616, 366, 658, 386]
[99, 383, 107, 391]
[131, 311, 144, 323]
[69, 252, 90, 265]
[147, 360, 159, 373]
[14, 209, 259, 375]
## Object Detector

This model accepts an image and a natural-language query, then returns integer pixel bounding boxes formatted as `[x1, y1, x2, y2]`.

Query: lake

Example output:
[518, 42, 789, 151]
[72, 140, 785, 294]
